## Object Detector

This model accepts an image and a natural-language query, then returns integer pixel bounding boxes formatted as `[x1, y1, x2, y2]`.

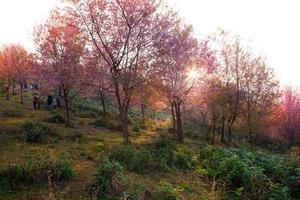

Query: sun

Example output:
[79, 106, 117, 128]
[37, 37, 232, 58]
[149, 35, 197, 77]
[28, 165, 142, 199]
[187, 69, 200, 80]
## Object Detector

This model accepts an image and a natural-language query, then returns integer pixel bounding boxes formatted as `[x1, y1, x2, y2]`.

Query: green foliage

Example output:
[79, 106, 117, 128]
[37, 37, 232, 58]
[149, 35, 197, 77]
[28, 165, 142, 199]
[174, 146, 198, 170]
[72, 97, 101, 118]
[0, 164, 27, 191]
[94, 116, 123, 131]
[2, 109, 21, 117]
[200, 146, 299, 199]
[94, 116, 110, 127]
[152, 182, 180, 200]
[87, 158, 143, 199]
[20, 121, 52, 143]
[95, 158, 125, 195]
[184, 129, 200, 139]
[152, 136, 177, 171]
[25, 154, 75, 182]
[68, 131, 83, 141]
[52, 157, 76, 181]
[109, 145, 152, 174]
[108, 136, 198, 173]
[0, 154, 75, 193]
[47, 112, 65, 124]
[132, 125, 140, 133]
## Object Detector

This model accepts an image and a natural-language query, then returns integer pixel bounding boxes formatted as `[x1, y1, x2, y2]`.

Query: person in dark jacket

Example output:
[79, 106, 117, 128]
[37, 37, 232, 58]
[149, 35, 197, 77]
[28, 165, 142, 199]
[47, 95, 53, 110]
[33, 93, 39, 110]
[56, 96, 61, 109]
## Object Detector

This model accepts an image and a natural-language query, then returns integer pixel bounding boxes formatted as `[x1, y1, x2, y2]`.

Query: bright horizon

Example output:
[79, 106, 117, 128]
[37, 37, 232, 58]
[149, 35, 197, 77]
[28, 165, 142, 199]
[0, 0, 299, 87]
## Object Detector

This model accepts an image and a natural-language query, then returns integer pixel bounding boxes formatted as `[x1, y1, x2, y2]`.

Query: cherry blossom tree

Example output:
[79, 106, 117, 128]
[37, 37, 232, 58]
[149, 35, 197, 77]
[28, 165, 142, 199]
[0, 44, 33, 103]
[67, 0, 168, 143]
[280, 87, 300, 148]
[34, 10, 86, 126]
[156, 19, 216, 142]
[0, 44, 17, 100]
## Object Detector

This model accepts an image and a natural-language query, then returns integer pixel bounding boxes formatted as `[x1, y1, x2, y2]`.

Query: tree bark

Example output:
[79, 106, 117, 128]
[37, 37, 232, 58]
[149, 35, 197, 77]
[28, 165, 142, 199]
[206, 124, 211, 142]
[99, 91, 106, 117]
[175, 101, 184, 143]
[113, 79, 130, 144]
[20, 83, 24, 104]
[141, 103, 145, 123]
[120, 108, 130, 144]
[6, 76, 11, 100]
[12, 81, 16, 95]
[212, 113, 216, 144]
[171, 102, 176, 130]
[227, 120, 232, 142]
[63, 90, 71, 127]
[247, 111, 254, 148]
[221, 112, 225, 143]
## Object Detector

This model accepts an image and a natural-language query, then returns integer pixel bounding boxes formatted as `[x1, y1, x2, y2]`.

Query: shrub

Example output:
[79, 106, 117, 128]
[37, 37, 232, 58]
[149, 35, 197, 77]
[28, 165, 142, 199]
[47, 112, 65, 124]
[52, 157, 76, 181]
[87, 158, 144, 199]
[0, 164, 27, 190]
[2, 109, 21, 117]
[184, 129, 200, 139]
[175, 146, 197, 171]
[109, 145, 152, 174]
[152, 182, 180, 200]
[132, 125, 140, 133]
[200, 146, 300, 199]
[94, 116, 110, 127]
[26, 154, 75, 182]
[106, 121, 115, 130]
[0, 155, 75, 193]
[20, 121, 52, 143]
[123, 181, 143, 200]
[113, 122, 123, 131]
[152, 137, 177, 171]
[86, 158, 125, 198]
[267, 183, 290, 200]
[68, 131, 83, 141]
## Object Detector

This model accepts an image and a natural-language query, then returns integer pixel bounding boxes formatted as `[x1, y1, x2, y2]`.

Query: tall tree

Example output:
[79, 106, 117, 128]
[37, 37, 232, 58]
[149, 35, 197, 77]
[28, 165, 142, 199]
[242, 55, 279, 147]
[67, 0, 166, 143]
[34, 10, 86, 126]
[280, 87, 300, 148]
[156, 20, 216, 142]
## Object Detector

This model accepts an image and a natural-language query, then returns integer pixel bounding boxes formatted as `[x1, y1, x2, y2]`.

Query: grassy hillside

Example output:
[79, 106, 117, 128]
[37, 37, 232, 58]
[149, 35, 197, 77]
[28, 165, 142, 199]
[0, 89, 299, 200]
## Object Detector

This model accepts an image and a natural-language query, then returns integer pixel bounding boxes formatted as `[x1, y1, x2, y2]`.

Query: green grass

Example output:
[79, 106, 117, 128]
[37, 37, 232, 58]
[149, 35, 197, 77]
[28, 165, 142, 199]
[2, 89, 298, 200]
[0, 89, 217, 200]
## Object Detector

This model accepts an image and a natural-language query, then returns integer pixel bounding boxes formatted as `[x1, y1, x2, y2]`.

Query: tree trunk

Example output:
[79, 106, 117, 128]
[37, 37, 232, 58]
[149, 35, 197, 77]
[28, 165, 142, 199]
[247, 112, 254, 148]
[113, 78, 130, 144]
[99, 91, 106, 117]
[121, 110, 130, 144]
[212, 113, 216, 144]
[206, 124, 211, 142]
[227, 121, 232, 142]
[141, 103, 145, 123]
[289, 131, 294, 149]
[63, 90, 71, 127]
[12, 81, 16, 95]
[6, 76, 11, 100]
[221, 112, 225, 143]
[175, 101, 184, 143]
[152, 110, 156, 119]
[20, 83, 24, 104]
[171, 102, 176, 130]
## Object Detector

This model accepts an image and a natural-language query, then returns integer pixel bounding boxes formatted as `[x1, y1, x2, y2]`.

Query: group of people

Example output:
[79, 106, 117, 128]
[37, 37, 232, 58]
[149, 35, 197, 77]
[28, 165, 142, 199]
[33, 93, 61, 110]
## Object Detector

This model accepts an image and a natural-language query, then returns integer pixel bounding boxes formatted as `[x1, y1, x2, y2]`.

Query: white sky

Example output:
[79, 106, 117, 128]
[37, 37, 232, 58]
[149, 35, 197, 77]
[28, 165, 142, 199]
[0, 0, 299, 87]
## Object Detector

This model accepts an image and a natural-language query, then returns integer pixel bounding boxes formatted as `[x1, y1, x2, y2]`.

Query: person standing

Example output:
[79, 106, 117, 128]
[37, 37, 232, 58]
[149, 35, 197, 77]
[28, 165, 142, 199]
[56, 95, 61, 109]
[47, 95, 53, 110]
[33, 93, 39, 110]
